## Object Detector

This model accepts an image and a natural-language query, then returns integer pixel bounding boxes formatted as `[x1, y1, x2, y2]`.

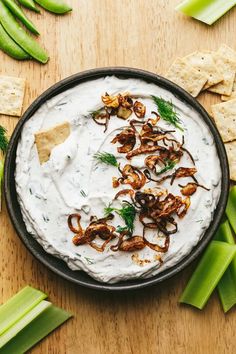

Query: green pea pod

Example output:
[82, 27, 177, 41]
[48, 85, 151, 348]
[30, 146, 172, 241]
[18, 0, 40, 13]
[34, 0, 72, 14]
[0, 22, 30, 59]
[3, 0, 39, 35]
[0, 1, 48, 64]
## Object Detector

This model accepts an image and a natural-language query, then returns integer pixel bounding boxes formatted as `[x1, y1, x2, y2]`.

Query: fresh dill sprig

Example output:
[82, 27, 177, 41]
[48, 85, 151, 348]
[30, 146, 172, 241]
[157, 159, 176, 175]
[94, 152, 119, 167]
[0, 125, 8, 155]
[152, 95, 184, 131]
[104, 202, 136, 233]
[116, 225, 129, 233]
[104, 203, 114, 216]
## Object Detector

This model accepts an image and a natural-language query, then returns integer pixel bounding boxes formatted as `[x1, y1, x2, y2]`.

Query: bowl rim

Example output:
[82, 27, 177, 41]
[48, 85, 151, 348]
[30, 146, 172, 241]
[4, 66, 230, 291]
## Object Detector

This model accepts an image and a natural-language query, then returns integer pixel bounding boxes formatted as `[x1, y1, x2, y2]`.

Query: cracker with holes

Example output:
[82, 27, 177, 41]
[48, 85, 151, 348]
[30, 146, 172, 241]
[222, 76, 236, 101]
[166, 57, 207, 97]
[208, 45, 236, 96]
[225, 141, 236, 181]
[184, 51, 223, 90]
[35, 122, 70, 164]
[0, 75, 26, 117]
[211, 99, 236, 142]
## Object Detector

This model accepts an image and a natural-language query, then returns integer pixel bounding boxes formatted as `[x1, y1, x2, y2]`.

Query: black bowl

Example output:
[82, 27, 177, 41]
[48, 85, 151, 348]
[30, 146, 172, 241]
[4, 67, 230, 291]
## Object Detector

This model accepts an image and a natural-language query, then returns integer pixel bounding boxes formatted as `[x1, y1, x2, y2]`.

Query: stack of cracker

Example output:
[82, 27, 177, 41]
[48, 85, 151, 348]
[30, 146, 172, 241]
[166, 44, 236, 98]
[166, 44, 236, 181]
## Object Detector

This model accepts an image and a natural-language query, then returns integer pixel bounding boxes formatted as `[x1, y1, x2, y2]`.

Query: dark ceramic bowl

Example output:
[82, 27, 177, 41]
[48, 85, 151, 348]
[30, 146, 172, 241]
[4, 67, 230, 291]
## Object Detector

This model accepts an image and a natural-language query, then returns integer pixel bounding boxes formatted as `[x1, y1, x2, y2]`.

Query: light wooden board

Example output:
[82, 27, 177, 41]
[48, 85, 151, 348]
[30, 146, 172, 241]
[0, 1, 236, 353]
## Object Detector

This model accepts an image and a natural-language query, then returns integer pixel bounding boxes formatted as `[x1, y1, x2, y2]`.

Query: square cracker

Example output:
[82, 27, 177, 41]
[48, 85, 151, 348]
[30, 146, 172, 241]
[221, 76, 236, 101]
[211, 99, 236, 142]
[166, 57, 207, 97]
[218, 44, 236, 62]
[184, 51, 223, 90]
[0, 75, 26, 117]
[208, 46, 236, 96]
[225, 141, 236, 181]
[35, 122, 70, 164]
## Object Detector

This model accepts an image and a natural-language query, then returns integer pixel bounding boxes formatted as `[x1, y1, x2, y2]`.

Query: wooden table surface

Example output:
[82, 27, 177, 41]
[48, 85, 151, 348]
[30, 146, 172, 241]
[1, 1, 236, 353]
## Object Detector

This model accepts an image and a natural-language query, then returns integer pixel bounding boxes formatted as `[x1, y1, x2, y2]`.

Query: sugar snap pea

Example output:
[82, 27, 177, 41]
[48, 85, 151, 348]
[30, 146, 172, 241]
[0, 0, 48, 63]
[34, 0, 72, 14]
[18, 0, 40, 13]
[0, 22, 30, 60]
[3, 0, 39, 35]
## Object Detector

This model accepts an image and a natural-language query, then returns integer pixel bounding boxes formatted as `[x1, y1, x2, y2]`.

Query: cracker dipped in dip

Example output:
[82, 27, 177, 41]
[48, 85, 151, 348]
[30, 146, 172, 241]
[15, 76, 221, 283]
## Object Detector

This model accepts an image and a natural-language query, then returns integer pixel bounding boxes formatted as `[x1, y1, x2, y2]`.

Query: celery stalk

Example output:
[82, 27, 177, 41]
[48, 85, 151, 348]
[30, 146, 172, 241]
[179, 241, 236, 309]
[0, 301, 51, 348]
[0, 305, 72, 354]
[0, 286, 47, 336]
[215, 220, 236, 312]
[214, 219, 234, 243]
[226, 186, 236, 234]
[176, 0, 236, 25]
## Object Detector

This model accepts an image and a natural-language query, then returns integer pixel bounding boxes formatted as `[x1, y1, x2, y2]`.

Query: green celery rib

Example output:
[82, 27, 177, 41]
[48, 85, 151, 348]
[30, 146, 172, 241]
[0, 305, 72, 354]
[0, 301, 51, 348]
[0, 286, 47, 336]
[214, 219, 234, 243]
[176, 0, 236, 25]
[179, 241, 236, 309]
[215, 220, 236, 313]
[226, 186, 236, 234]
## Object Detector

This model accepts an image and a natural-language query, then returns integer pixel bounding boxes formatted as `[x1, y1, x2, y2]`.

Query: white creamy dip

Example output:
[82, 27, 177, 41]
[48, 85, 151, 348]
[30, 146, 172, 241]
[15, 76, 222, 283]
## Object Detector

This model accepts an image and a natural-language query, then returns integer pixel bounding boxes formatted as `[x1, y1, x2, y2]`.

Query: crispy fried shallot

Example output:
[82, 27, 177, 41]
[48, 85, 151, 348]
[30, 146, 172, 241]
[114, 189, 135, 200]
[179, 182, 210, 196]
[135, 191, 189, 235]
[143, 228, 170, 253]
[145, 155, 165, 173]
[126, 145, 165, 159]
[117, 106, 132, 120]
[111, 128, 136, 153]
[159, 147, 183, 163]
[144, 168, 172, 184]
[85, 222, 116, 252]
[68, 214, 86, 246]
[176, 197, 191, 218]
[68, 213, 116, 252]
[149, 112, 160, 125]
[119, 236, 146, 252]
[144, 167, 197, 185]
[118, 93, 133, 108]
[118, 164, 146, 190]
[102, 93, 119, 108]
[112, 177, 120, 188]
[133, 101, 146, 118]
[170, 167, 197, 185]
[92, 110, 110, 132]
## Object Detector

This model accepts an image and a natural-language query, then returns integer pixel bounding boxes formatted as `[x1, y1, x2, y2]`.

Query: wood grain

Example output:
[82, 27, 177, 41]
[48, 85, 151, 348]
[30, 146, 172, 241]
[0, 1, 236, 353]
